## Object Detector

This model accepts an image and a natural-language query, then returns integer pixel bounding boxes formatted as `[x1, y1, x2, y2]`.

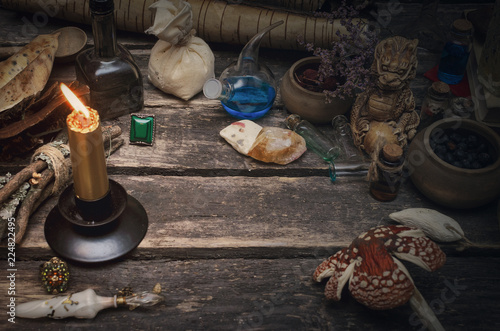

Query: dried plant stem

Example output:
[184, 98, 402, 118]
[458, 236, 500, 250]
[448, 226, 500, 250]
[409, 287, 445, 331]
[106, 138, 124, 156]
[0, 160, 47, 205]
[15, 167, 54, 244]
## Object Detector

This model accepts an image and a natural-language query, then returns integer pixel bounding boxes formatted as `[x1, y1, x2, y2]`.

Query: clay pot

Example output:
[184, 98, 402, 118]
[280, 57, 353, 124]
[407, 118, 500, 209]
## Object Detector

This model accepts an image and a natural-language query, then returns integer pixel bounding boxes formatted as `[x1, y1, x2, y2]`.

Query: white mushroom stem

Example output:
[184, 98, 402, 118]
[409, 286, 445, 331]
[394, 258, 445, 331]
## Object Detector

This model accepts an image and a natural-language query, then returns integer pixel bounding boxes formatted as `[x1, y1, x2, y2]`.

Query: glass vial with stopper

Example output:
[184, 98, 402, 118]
[419, 81, 450, 128]
[75, 0, 143, 120]
[437, 19, 473, 85]
[369, 143, 405, 202]
[203, 21, 283, 120]
[285, 114, 341, 162]
[285, 114, 341, 181]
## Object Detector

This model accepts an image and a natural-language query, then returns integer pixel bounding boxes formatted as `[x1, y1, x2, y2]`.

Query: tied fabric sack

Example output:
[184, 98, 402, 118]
[146, 0, 215, 100]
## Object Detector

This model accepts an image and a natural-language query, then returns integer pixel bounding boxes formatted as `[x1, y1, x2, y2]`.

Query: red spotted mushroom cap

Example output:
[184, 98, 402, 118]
[314, 225, 446, 310]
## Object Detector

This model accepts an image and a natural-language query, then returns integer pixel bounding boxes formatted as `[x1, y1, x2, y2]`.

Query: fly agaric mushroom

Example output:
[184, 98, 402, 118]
[314, 225, 446, 331]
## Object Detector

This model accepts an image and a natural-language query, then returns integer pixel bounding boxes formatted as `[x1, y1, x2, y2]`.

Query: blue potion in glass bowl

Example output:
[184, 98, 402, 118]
[203, 21, 283, 120]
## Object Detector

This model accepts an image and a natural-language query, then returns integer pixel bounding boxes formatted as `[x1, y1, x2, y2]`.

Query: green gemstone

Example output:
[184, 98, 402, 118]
[130, 114, 155, 145]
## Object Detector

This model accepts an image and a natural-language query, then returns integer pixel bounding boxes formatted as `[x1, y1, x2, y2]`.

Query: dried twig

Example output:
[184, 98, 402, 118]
[0, 160, 47, 205]
[16, 167, 54, 244]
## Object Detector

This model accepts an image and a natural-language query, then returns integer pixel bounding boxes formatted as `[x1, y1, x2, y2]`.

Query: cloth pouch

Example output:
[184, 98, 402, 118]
[146, 0, 215, 100]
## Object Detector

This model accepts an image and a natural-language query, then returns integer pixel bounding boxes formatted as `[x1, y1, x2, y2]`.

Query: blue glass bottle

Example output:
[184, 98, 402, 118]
[437, 19, 473, 85]
[203, 21, 282, 120]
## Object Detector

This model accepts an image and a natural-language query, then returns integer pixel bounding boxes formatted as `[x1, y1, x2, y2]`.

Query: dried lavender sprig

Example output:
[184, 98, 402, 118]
[298, 1, 378, 102]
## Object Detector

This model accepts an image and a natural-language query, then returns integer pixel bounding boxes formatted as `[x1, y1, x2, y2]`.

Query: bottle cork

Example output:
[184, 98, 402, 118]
[382, 143, 403, 162]
[431, 81, 450, 95]
[453, 19, 473, 33]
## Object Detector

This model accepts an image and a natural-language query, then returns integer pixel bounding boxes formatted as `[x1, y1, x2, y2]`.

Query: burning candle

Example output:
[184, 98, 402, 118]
[61, 83, 109, 201]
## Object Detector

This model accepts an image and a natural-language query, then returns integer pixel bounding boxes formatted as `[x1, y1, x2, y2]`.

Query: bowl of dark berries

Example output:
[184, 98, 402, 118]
[280, 57, 353, 124]
[407, 118, 500, 209]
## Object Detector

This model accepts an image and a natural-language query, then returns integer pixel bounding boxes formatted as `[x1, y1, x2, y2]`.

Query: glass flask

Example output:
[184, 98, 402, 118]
[203, 21, 283, 120]
[75, 0, 144, 120]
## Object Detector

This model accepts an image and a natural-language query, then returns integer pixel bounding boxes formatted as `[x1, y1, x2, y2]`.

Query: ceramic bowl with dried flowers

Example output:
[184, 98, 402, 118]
[280, 1, 378, 123]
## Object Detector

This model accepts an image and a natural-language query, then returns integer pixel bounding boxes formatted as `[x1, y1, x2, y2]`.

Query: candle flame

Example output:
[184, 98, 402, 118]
[60, 83, 90, 118]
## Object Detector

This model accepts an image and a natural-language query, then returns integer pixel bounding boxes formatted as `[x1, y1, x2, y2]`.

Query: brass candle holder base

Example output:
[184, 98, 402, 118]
[44, 180, 148, 263]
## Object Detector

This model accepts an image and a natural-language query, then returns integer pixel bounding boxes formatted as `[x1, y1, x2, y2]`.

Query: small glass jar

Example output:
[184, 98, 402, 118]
[369, 143, 404, 202]
[437, 19, 473, 85]
[419, 81, 450, 128]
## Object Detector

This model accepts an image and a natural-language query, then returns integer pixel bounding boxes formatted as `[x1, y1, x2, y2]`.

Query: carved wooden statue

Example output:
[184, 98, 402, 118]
[350, 36, 420, 155]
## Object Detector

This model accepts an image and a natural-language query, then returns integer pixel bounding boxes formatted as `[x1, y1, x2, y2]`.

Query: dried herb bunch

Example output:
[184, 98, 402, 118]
[300, 0, 378, 101]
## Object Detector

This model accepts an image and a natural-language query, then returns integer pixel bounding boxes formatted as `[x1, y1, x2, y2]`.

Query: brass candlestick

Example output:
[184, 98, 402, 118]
[43, 84, 148, 264]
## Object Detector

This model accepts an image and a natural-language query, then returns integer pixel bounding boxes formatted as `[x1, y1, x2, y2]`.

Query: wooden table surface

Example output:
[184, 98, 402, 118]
[1, 1, 499, 330]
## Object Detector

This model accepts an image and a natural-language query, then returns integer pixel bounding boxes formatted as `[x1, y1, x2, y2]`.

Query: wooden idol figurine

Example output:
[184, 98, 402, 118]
[350, 36, 420, 155]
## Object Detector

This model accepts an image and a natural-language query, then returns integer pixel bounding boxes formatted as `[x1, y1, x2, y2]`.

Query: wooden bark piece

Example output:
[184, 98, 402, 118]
[15, 167, 54, 244]
[0, 33, 59, 113]
[0, 82, 89, 140]
[0, 161, 46, 205]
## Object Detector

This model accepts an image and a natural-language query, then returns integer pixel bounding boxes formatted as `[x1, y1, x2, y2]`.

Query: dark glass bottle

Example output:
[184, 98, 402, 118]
[75, 0, 143, 120]
[369, 143, 404, 202]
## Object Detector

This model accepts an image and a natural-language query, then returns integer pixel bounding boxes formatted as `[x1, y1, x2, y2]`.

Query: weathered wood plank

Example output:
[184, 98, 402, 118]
[11, 175, 499, 260]
[1, 257, 499, 330]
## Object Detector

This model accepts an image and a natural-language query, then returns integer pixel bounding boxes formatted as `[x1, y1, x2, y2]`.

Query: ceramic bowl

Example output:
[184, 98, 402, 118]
[407, 118, 500, 209]
[280, 57, 353, 124]
[53, 26, 87, 63]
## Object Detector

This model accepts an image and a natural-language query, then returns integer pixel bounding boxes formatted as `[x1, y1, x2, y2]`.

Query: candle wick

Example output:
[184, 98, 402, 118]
[77, 111, 90, 128]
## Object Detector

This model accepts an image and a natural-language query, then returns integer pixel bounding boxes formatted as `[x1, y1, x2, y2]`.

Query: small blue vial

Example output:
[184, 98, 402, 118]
[437, 19, 473, 85]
